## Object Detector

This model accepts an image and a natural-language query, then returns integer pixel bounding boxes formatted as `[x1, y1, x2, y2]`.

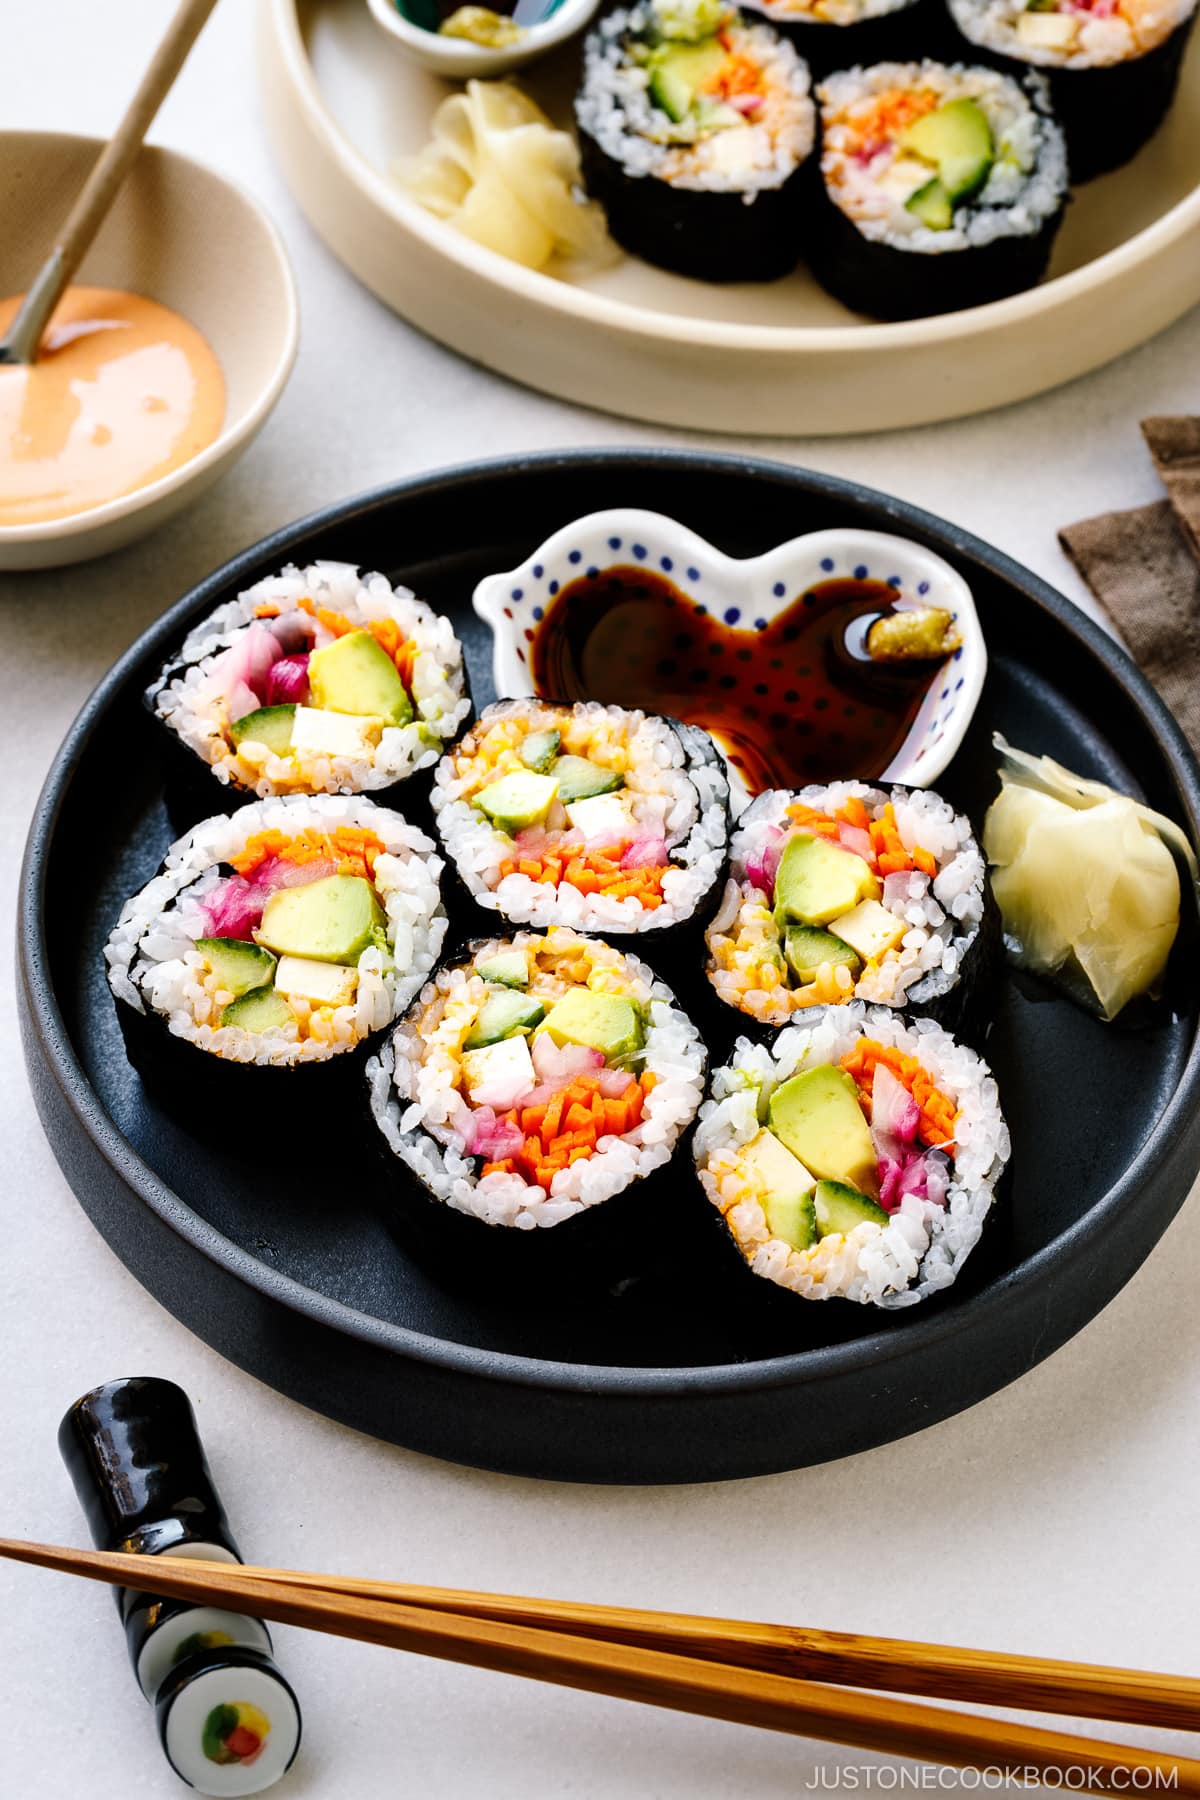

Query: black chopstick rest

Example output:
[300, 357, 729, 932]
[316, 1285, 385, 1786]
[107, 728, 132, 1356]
[59, 1377, 301, 1795]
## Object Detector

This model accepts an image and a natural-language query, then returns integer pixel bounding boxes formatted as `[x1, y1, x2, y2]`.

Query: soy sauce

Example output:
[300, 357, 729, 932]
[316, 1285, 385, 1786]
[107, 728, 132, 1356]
[530, 566, 937, 792]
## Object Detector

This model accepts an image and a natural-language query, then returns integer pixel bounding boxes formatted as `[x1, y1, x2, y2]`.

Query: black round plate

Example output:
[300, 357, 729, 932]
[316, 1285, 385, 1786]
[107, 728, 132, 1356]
[18, 450, 1200, 1484]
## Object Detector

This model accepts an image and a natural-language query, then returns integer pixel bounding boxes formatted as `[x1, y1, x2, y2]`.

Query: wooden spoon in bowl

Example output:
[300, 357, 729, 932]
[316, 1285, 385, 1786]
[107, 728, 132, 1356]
[0, 0, 220, 366]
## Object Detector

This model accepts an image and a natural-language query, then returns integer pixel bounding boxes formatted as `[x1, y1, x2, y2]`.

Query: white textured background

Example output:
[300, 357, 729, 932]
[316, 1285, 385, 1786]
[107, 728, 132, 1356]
[2, 3, 1199, 1796]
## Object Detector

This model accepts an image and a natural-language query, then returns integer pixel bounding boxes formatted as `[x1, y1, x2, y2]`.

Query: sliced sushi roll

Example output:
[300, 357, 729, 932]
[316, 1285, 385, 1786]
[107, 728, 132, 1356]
[368, 928, 707, 1277]
[146, 561, 471, 811]
[105, 796, 446, 1105]
[575, 0, 818, 282]
[946, 0, 1197, 179]
[693, 1004, 1009, 1308]
[705, 782, 993, 1030]
[738, 0, 949, 76]
[811, 62, 1069, 320]
[430, 699, 729, 936]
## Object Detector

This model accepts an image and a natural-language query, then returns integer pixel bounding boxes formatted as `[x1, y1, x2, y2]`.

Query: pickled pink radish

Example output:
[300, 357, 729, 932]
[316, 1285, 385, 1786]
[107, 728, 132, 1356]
[531, 1033, 605, 1083]
[621, 834, 668, 870]
[265, 653, 309, 706]
[837, 822, 875, 864]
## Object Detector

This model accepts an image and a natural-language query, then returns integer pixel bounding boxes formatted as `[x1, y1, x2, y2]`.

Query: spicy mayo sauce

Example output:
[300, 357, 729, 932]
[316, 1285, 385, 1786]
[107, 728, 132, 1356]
[530, 565, 935, 793]
[0, 286, 224, 527]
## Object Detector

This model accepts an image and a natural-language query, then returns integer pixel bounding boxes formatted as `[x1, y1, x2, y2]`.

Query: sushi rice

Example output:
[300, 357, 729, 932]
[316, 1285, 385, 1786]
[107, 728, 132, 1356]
[369, 928, 706, 1229]
[431, 700, 729, 934]
[948, 0, 1196, 67]
[105, 795, 446, 1065]
[148, 561, 470, 799]
[694, 1003, 1009, 1307]
[706, 781, 987, 1024]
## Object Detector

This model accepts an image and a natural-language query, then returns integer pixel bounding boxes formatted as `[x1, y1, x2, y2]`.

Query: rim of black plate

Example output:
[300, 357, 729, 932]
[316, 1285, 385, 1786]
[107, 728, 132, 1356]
[19, 448, 1200, 1398]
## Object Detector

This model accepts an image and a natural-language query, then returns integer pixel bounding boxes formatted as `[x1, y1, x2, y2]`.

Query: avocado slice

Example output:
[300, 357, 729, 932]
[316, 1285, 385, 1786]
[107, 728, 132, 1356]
[519, 729, 561, 774]
[220, 985, 295, 1032]
[194, 938, 278, 997]
[476, 770, 559, 833]
[474, 949, 530, 988]
[774, 833, 880, 928]
[900, 99, 994, 205]
[813, 1178, 889, 1239]
[906, 176, 954, 232]
[550, 756, 624, 804]
[783, 924, 862, 986]
[228, 705, 296, 755]
[767, 1065, 879, 1197]
[540, 990, 644, 1062]
[255, 874, 386, 964]
[464, 989, 547, 1049]
[307, 630, 413, 727]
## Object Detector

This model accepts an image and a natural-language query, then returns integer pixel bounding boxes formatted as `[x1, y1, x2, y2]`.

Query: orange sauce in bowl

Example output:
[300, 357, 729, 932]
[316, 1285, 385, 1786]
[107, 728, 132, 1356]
[0, 286, 225, 528]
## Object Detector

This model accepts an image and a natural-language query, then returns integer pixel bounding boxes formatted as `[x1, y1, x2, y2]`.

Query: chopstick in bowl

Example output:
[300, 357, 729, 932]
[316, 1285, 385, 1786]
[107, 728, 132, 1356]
[2, 1537, 1196, 1795]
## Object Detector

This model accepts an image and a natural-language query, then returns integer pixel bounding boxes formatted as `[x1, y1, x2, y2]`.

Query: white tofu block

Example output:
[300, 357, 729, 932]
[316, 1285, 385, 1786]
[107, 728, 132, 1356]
[564, 793, 631, 840]
[827, 898, 907, 962]
[461, 1033, 535, 1106]
[1016, 10, 1079, 46]
[742, 1130, 816, 1199]
[290, 705, 380, 758]
[273, 956, 360, 1007]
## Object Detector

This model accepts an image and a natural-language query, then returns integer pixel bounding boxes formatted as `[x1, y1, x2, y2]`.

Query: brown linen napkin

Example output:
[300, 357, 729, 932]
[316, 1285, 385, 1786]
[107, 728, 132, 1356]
[1060, 417, 1200, 758]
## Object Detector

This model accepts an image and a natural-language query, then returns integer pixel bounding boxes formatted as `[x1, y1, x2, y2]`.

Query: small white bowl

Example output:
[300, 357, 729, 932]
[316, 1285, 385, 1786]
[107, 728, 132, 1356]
[473, 508, 987, 794]
[0, 131, 299, 572]
[365, 0, 601, 78]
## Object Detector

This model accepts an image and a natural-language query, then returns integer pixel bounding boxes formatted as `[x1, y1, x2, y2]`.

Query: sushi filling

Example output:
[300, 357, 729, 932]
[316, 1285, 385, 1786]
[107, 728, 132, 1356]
[105, 797, 446, 1064]
[750, 0, 912, 20]
[949, 0, 1196, 64]
[706, 782, 985, 1023]
[819, 62, 1067, 245]
[370, 929, 706, 1227]
[149, 561, 470, 798]
[694, 1004, 1008, 1306]
[432, 700, 728, 932]
[576, 0, 816, 196]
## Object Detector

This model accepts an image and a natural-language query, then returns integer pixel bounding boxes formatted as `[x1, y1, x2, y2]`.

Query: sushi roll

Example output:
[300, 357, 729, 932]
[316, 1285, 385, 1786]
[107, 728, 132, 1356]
[945, 0, 1198, 179]
[736, 0, 949, 77]
[810, 62, 1069, 320]
[575, 0, 818, 282]
[705, 782, 993, 1030]
[146, 560, 471, 813]
[104, 795, 446, 1109]
[693, 1004, 1009, 1307]
[367, 928, 706, 1278]
[430, 699, 729, 937]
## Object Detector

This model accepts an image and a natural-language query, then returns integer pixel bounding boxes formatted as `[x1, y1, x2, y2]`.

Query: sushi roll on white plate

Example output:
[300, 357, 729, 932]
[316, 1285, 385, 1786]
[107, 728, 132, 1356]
[147, 561, 471, 811]
[431, 699, 730, 937]
[693, 1003, 1010, 1308]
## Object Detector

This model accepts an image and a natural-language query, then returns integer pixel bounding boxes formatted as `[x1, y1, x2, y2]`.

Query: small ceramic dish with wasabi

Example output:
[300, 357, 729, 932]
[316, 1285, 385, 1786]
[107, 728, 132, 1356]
[365, 0, 602, 78]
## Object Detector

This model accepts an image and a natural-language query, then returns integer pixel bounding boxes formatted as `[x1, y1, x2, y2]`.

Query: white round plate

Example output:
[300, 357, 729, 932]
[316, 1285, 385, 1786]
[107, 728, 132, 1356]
[258, 0, 1200, 435]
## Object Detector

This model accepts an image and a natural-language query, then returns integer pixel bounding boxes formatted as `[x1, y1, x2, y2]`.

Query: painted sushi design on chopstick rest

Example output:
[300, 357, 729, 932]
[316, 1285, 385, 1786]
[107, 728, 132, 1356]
[736, 0, 948, 77]
[104, 796, 445, 1105]
[59, 1378, 301, 1796]
[146, 560, 470, 813]
[575, 0, 817, 282]
[705, 782, 993, 1030]
[430, 699, 729, 936]
[811, 62, 1068, 320]
[367, 928, 706, 1274]
[693, 1006, 1009, 1307]
[945, 0, 1198, 179]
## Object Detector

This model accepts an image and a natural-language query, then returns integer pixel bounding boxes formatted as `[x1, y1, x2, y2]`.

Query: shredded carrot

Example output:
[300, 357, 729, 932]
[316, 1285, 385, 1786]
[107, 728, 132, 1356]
[840, 1039, 959, 1148]
[231, 825, 385, 882]
[254, 603, 280, 619]
[480, 1071, 656, 1189]
[913, 847, 938, 878]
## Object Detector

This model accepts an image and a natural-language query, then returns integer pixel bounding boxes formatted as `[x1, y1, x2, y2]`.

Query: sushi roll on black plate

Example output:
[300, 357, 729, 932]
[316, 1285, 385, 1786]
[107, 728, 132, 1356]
[145, 560, 471, 822]
[693, 1004, 1010, 1309]
[430, 699, 730, 943]
[575, 0, 818, 282]
[367, 928, 707, 1285]
[810, 61, 1069, 320]
[736, 0, 952, 76]
[945, 0, 1198, 179]
[705, 781, 997, 1034]
[104, 795, 446, 1121]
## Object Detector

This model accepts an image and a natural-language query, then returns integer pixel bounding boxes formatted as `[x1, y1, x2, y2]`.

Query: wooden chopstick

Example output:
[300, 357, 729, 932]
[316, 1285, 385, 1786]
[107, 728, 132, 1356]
[218, 1556, 1200, 1736]
[2, 1538, 1196, 1795]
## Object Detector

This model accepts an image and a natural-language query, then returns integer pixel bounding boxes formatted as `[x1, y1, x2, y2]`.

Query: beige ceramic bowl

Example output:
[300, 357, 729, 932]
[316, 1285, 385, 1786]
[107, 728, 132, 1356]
[260, 0, 1200, 436]
[0, 132, 299, 571]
